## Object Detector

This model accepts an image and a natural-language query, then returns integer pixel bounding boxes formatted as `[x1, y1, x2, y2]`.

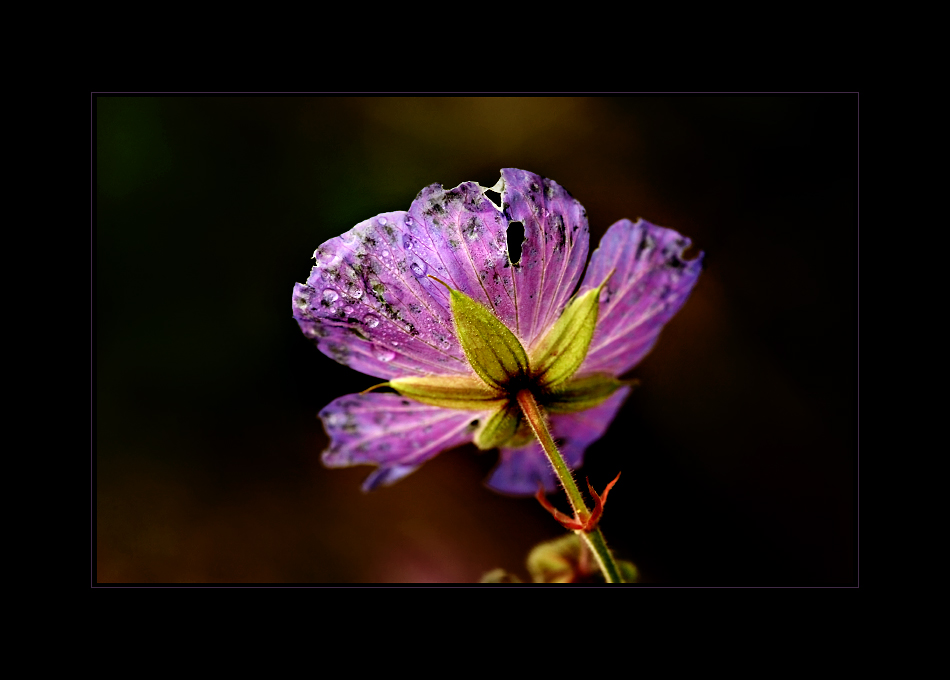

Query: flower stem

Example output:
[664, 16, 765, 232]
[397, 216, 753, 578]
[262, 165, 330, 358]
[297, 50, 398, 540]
[516, 389, 623, 583]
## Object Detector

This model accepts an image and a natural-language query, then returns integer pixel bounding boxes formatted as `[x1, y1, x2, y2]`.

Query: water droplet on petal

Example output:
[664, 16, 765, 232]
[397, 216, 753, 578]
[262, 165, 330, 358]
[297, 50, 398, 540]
[327, 412, 346, 427]
[409, 259, 427, 277]
[439, 338, 451, 349]
[322, 289, 339, 303]
[364, 314, 379, 328]
[345, 282, 363, 299]
[375, 348, 396, 362]
[343, 305, 354, 314]
[405, 216, 413, 227]
[378, 217, 387, 225]
[403, 235, 414, 250]
[382, 250, 390, 258]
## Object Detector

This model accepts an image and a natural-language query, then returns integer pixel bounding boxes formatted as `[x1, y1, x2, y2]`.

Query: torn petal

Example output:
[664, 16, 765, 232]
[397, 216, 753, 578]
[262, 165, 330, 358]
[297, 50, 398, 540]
[578, 219, 703, 377]
[319, 392, 484, 490]
[501, 169, 590, 348]
[486, 386, 631, 495]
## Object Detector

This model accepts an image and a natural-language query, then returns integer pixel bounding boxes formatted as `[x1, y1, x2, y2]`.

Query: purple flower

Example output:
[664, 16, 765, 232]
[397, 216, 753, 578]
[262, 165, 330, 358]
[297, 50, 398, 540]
[292, 169, 702, 495]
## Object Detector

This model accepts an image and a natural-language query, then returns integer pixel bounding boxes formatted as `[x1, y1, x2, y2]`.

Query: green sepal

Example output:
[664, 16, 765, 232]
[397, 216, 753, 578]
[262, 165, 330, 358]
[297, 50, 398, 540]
[529, 275, 611, 389]
[474, 401, 522, 450]
[447, 287, 529, 390]
[389, 375, 505, 411]
[542, 373, 634, 415]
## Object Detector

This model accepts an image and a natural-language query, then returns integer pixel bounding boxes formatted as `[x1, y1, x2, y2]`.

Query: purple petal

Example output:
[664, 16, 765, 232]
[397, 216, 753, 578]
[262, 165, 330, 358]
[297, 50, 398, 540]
[319, 392, 484, 491]
[405, 181, 520, 333]
[500, 169, 590, 348]
[295, 171, 592, 379]
[486, 386, 631, 496]
[293, 210, 473, 380]
[578, 219, 702, 377]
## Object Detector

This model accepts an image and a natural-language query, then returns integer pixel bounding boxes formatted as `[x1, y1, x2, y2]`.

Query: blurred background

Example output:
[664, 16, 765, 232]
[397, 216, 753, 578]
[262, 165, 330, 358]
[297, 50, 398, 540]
[95, 96, 857, 584]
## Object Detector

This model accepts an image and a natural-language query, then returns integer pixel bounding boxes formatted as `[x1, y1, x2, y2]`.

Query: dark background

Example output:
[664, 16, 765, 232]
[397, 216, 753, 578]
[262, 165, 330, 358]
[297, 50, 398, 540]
[95, 96, 857, 584]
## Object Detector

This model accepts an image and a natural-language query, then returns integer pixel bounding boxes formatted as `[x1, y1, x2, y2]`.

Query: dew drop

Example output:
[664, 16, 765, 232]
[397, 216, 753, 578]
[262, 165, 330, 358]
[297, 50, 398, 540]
[403, 235, 414, 250]
[327, 412, 346, 427]
[405, 216, 413, 227]
[364, 315, 380, 328]
[409, 259, 428, 277]
[439, 338, 451, 349]
[378, 217, 388, 225]
[382, 249, 390, 258]
[345, 282, 363, 299]
[322, 289, 339, 303]
[343, 305, 354, 314]
[375, 348, 396, 362]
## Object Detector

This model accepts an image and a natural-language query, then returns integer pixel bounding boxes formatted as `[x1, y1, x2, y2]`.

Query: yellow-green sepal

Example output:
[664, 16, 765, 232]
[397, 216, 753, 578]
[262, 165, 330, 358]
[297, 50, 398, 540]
[473, 401, 522, 450]
[529, 274, 611, 390]
[389, 374, 506, 411]
[542, 373, 633, 414]
[445, 285, 529, 390]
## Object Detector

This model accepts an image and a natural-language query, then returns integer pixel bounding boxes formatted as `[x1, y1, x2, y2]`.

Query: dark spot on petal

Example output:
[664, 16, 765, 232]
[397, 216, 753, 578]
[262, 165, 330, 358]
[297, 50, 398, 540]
[401, 399, 411, 406]
[464, 216, 482, 241]
[328, 343, 350, 365]
[636, 235, 654, 261]
[469, 419, 480, 429]
[551, 214, 566, 251]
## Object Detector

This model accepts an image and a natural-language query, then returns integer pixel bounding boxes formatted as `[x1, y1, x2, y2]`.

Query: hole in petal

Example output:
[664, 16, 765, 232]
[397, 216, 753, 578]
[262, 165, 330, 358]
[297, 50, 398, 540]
[507, 221, 525, 265]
